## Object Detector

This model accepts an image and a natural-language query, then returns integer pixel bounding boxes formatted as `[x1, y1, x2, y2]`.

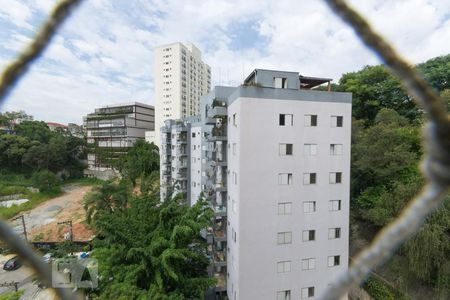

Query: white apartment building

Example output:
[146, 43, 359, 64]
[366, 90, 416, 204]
[154, 42, 211, 147]
[160, 69, 351, 300]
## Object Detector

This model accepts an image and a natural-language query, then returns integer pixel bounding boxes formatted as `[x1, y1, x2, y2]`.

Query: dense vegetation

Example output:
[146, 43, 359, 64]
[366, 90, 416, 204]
[83, 141, 214, 299]
[341, 54, 450, 299]
[0, 112, 86, 218]
[116, 139, 160, 186]
[0, 113, 86, 177]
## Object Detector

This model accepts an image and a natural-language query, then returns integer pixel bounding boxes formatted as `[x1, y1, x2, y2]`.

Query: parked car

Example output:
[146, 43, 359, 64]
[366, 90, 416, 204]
[3, 256, 22, 271]
[42, 253, 52, 264]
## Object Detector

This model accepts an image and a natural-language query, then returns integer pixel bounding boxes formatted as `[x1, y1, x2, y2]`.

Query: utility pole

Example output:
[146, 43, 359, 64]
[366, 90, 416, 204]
[57, 220, 73, 242]
[58, 220, 74, 256]
[12, 215, 27, 242]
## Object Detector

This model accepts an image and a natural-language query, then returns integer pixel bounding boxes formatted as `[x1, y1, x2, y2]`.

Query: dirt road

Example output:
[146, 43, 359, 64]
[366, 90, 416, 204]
[11, 184, 95, 242]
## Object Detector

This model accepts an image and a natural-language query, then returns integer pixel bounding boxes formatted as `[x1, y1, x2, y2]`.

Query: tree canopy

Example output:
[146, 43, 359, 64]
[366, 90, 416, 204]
[0, 116, 86, 177]
[346, 54, 450, 298]
[116, 139, 160, 186]
[85, 181, 214, 299]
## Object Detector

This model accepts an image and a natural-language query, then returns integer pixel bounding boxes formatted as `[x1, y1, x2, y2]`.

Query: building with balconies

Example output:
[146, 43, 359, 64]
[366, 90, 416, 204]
[153, 42, 211, 147]
[84, 102, 154, 179]
[160, 69, 351, 300]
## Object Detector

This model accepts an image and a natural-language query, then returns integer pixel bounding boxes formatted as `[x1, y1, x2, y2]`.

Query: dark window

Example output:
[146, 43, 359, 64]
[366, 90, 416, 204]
[335, 228, 341, 238]
[279, 114, 285, 126]
[309, 230, 315, 241]
[308, 287, 315, 297]
[311, 115, 317, 126]
[337, 116, 343, 127]
[310, 173, 316, 184]
[334, 256, 340, 266]
[286, 144, 293, 155]
[192, 132, 196, 138]
[336, 172, 342, 183]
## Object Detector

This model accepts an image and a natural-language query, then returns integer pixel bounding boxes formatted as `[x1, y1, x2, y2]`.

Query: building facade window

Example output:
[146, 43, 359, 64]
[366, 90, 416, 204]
[279, 143, 293, 156]
[232, 143, 237, 155]
[301, 258, 316, 270]
[304, 114, 317, 127]
[274, 77, 288, 89]
[328, 255, 341, 267]
[304, 144, 317, 156]
[331, 115, 343, 127]
[329, 172, 342, 184]
[277, 261, 291, 273]
[233, 113, 237, 126]
[330, 144, 343, 155]
[278, 173, 293, 185]
[302, 230, 315, 242]
[277, 232, 292, 245]
[277, 290, 291, 300]
[303, 173, 317, 185]
[278, 202, 292, 215]
[303, 201, 316, 213]
[328, 228, 341, 239]
[279, 114, 293, 126]
[301, 287, 315, 299]
[329, 200, 342, 211]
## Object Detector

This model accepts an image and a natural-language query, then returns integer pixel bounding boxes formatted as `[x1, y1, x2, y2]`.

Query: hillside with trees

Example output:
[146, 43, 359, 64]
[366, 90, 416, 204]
[0, 113, 87, 218]
[0, 114, 86, 177]
[339, 54, 450, 299]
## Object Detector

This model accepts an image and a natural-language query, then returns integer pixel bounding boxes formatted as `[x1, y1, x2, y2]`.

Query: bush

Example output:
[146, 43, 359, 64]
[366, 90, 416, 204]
[31, 170, 60, 192]
[0, 290, 24, 300]
[0, 184, 28, 197]
[363, 276, 409, 300]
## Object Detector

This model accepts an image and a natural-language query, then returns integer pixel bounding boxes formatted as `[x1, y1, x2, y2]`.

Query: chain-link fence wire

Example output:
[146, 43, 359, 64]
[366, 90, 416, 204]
[322, 0, 450, 299]
[0, 0, 84, 104]
[0, 0, 449, 300]
[0, 1, 85, 299]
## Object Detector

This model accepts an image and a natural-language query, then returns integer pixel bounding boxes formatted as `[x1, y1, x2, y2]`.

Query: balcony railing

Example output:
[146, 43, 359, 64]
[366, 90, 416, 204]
[214, 205, 227, 215]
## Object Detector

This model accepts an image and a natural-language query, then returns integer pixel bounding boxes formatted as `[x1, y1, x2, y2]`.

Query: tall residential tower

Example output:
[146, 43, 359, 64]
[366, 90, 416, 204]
[161, 69, 351, 300]
[154, 42, 211, 147]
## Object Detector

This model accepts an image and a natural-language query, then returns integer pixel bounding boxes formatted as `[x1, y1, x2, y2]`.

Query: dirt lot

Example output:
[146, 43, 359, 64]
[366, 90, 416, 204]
[1, 184, 95, 299]
[11, 184, 95, 243]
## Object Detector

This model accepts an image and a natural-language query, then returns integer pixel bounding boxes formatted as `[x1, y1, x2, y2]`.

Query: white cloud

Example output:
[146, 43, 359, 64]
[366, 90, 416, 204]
[0, 0, 33, 29]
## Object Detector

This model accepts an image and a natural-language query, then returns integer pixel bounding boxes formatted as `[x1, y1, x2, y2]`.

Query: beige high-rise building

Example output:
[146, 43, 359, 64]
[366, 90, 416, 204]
[153, 42, 211, 147]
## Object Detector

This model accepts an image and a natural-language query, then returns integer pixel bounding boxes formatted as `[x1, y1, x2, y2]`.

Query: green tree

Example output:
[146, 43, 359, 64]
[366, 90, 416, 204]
[117, 140, 160, 186]
[22, 143, 49, 171]
[0, 135, 34, 171]
[16, 121, 51, 143]
[0, 111, 31, 129]
[351, 109, 420, 197]
[416, 54, 450, 92]
[339, 65, 419, 122]
[84, 181, 130, 224]
[31, 170, 60, 192]
[47, 134, 68, 172]
[85, 180, 214, 299]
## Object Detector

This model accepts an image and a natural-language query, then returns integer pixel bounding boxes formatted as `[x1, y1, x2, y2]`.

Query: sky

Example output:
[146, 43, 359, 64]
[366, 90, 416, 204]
[0, 0, 449, 124]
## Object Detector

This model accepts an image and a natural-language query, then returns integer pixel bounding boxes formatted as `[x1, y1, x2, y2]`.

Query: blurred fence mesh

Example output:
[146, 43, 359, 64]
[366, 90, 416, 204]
[0, 0, 448, 299]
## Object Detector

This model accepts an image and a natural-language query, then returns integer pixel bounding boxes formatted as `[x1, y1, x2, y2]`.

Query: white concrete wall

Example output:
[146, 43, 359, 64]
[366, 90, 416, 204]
[227, 96, 351, 300]
[145, 130, 156, 145]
